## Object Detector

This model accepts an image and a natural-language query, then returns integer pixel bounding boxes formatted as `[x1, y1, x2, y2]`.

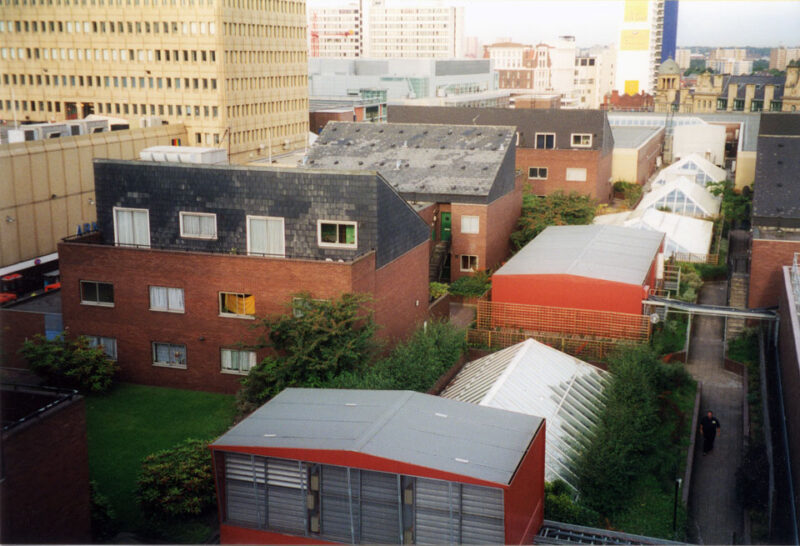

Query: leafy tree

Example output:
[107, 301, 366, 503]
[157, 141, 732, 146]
[708, 180, 751, 227]
[511, 191, 597, 250]
[544, 480, 600, 527]
[136, 439, 215, 518]
[19, 333, 118, 393]
[750, 59, 769, 73]
[237, 293, 378, 411]
[613, 181, 643, 208]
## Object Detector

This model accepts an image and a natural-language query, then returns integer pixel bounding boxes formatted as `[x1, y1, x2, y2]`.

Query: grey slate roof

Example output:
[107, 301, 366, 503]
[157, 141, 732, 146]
[388, 105, 614, 156]
[727, 75, 786, 100]
[307, 122, 516, 204]
[610, 125, 663, 149]
[752, 114, 800, 226]
[494, 225, 664, 285]
[212, 388, 543, 485]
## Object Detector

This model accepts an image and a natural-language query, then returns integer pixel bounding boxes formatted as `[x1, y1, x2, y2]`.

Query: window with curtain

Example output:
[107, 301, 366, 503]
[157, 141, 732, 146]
[247, 216, 285, 257]
[152, 342, 186, 368]
[565, 167, 587, 182]
[221, 348, 256, 374]
[86, 335, 117, 360]
[219, 292, 255, 317]
[149, 286, 185, 312]
[114, 207, 150, 247]
[460, 216, 479, 234]
[180, 211, 217, 239]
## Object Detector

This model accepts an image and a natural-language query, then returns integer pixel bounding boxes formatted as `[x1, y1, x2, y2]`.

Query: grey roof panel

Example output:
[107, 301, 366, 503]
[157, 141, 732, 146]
[213, 388, 543, 485]
[610, 126, 663, 149]
[494, 225, 663, 285]
[753, 114, 800, 224]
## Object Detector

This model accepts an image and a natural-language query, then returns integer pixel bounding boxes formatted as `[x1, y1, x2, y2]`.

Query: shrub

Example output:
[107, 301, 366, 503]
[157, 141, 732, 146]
[736, 441, 769, 511]
[90, 480, 118, 543]
[136, 439, 215, 519]
[511, 191, 597, 250]
[19, 333, 118, 393]
[613, 181, 643, 208]
[544, 480, 600, 527]
[429, 282, 449, 300]
[448, 272, 490, 298]
[651, 315, 688, 356]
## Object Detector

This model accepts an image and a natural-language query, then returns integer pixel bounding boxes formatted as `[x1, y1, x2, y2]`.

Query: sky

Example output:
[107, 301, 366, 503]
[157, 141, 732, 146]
[310, 0, 800, 49]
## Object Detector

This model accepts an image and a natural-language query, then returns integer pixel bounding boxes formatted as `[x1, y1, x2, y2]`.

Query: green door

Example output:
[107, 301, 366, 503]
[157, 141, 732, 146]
[440, 212, 451, 242]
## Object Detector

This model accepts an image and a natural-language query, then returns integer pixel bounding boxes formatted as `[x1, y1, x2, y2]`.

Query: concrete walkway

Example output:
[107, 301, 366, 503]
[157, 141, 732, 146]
[686, 281, 746, 544]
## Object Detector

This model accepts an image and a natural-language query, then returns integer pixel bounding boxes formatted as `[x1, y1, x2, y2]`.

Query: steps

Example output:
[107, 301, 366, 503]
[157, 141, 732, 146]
[726, 272, 750, 339]
[429, 241, 450, 283]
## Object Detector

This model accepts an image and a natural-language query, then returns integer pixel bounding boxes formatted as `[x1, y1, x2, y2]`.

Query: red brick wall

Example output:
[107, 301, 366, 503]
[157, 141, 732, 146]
[486, 184, 523, 270]
[0, 309, 44, 369]
[1, 396, 91, 544]
[635, 130, 665, 185]
[309, 111, 354, 135]
[517, 148, 612, 203]
[58, 242, 415, 393]
[450, 204, 489, 281]
[749, 238, 800, 308]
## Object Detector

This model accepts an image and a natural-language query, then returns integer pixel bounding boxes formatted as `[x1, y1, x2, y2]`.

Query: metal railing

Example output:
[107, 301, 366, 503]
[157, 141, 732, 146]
[791, 252, 800, 313]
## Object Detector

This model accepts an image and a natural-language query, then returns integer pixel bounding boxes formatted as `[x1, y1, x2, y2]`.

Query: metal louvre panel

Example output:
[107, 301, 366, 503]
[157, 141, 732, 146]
[225, 452, 266, 483]
[415, 478, 459, 545]
[461, 485, 504, 544]
[267, 485, 306, 534]
[225, 480, 266, 527]
[267, 457, 307, 489]
[320, 465, 361, 542]
[360, 471, 400, 544]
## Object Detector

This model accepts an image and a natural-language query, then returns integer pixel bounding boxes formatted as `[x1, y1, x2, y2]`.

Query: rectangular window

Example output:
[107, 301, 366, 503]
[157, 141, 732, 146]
[86, 335, 117, 360]
[113, 207, 150, 247]
[460, 255, 478, 272]
[219, 292, 255, 318]
[528, 167, 548, 180]
[221, 348, 256, 374]
[535, 132, 555, 149]
[149, 286, 185, 312]
[179, 211, 217, 239]
[566, 167, 588, 182]
[461, 215, 479, 234]
[571, 133, 592, 147]
[80, 280, 114, 306]
[152, 342, 186, 368]
[318, 220, 357, 248]
[247, 215, 285, 257]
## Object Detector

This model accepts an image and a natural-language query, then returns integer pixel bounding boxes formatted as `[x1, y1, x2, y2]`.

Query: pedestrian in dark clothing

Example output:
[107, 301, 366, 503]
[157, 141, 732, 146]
[700, 410, 721, 454]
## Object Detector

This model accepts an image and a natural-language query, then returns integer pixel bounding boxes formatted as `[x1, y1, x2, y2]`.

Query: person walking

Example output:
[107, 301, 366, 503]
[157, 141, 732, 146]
[700, 410, 721, 454]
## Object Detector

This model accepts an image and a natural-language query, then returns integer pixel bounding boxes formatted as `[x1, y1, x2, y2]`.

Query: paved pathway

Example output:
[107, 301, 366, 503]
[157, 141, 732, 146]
[686, 281, 746, 544]
[449, 301, 476, 329]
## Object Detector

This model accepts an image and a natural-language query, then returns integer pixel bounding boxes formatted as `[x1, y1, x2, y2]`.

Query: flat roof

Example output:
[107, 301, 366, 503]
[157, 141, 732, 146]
[494, 225, 663, 285]
[610, 125, 663, 150]
[4, 290, 61, 314]
[212, 388, 543, 485]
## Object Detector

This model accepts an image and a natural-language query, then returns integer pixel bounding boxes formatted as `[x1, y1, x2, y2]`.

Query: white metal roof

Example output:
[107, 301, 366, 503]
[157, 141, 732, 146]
[493, 225, 663, 286]
[653, 153, 727, 187]
[212, 388, 543, 485]
[441, 339, 609, 490]
[593, 208, 714, 256]
[637, 176, 722, 217]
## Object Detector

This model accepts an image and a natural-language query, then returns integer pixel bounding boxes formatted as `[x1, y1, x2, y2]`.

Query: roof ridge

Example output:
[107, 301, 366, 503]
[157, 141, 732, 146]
[352, 390, 414, 451]
[480, 338, 533, 405]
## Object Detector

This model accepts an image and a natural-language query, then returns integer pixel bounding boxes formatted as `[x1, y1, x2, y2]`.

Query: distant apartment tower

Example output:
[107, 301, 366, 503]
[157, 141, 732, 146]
[615, 0, 678, 95]
[0, 0, 309, 162]
[770, 47, 800, 71]
[676, 48, 692, 70]
[709, 59, 753, 76]
[709, 48, 748, 62]
[308, 3, 361, 57]
[575, 46, 616, 109]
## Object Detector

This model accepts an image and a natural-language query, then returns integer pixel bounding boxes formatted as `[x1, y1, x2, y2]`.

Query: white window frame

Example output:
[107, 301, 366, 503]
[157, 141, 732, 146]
[220, 348, 257, 375]
[535, 132, 556, 149]
[86, 335, 117, 360]
[219, 291, 255, 319]
[528, 167, 548, 180]
[149, 286, 185, 313]
[179, 211, 217, 240]
[461, 215, 479, 234]
[317, 220, 357, 249]
[113, 206, 150, 247]
[152, 342, 187, 369]
[460, 255, 478, 272]
[80, 280, 114, 307]
[571, 133, 592, 148]
[566, 167, 588, 182]
[246, 215, 285, 257]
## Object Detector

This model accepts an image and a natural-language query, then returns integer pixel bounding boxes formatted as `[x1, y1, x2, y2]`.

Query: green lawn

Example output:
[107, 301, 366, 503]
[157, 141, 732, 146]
[86, 383, 237, 541]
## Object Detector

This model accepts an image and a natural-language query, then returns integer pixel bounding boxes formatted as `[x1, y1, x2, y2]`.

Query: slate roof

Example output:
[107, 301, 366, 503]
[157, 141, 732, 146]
[753, 114, 800, 225]
[388, 105, 614, 155]
[211, 388, 543, 485]
[493, 225, 664, 285]
[727, 75, 786, 100]
[307, 122, 516, 204]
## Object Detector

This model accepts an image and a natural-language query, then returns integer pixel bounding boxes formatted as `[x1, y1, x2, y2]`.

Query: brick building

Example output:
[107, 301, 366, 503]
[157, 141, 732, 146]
[1, 385, 91, 544]
[388, 106, 615, 203]
[0, 290, 62, 370]
[306, 122, 520, 281]
[749, 114, 800, 308]
[58, 160, 430, 393]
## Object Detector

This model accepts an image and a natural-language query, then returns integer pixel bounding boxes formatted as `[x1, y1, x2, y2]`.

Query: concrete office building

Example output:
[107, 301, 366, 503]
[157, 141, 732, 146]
[0, 0, 309, 162]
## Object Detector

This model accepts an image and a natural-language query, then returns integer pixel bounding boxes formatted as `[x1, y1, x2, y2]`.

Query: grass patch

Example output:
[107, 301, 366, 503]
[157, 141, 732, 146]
[86, 383, 236, 541]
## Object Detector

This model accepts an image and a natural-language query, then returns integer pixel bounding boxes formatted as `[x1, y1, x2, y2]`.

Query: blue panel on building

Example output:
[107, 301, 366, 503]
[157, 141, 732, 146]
[661, 0, 679, 63]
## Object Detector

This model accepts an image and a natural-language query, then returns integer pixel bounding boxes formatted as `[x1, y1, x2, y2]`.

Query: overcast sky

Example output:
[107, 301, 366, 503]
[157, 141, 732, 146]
[310, 0, 800, 49]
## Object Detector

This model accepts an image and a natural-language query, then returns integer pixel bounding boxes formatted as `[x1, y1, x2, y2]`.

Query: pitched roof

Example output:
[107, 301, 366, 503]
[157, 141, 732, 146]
[594, 208, 714, 256]
[610, 125, 663, 149]
[638, 176, 722, 217]
[653, 153, 727, 186]
[441, 338, 609, 490]
[307, 122, 515, 203]
[493, 225, 664, 285]
[212, 388, 543, 485]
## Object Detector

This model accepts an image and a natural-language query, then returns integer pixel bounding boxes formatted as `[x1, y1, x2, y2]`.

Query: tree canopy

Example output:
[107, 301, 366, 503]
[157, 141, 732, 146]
[511, 191, 597, 250]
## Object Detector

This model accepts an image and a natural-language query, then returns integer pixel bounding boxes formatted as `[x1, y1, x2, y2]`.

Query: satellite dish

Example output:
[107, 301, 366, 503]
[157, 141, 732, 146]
[650, 313, 661, 324]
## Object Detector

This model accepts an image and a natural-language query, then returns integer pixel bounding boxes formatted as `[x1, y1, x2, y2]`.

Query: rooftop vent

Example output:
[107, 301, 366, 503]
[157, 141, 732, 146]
[455, 457, 469, 464]
[399, 129, 404, 134]
[355, 128, 360, 132]
[447, 129, 453, 135]
[358, 161, 364, 165]
[379, 129, 384, 133]
[461, 165, 466, 170]
[334, 160, 339, 164]
[332, 127, 337, 132]
[435, 412, 448, 418]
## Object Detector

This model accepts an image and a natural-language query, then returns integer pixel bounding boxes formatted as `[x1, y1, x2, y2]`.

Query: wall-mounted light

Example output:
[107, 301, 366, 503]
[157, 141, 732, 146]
[5, 216, 15, 223]
[88, 198, 95, 205]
